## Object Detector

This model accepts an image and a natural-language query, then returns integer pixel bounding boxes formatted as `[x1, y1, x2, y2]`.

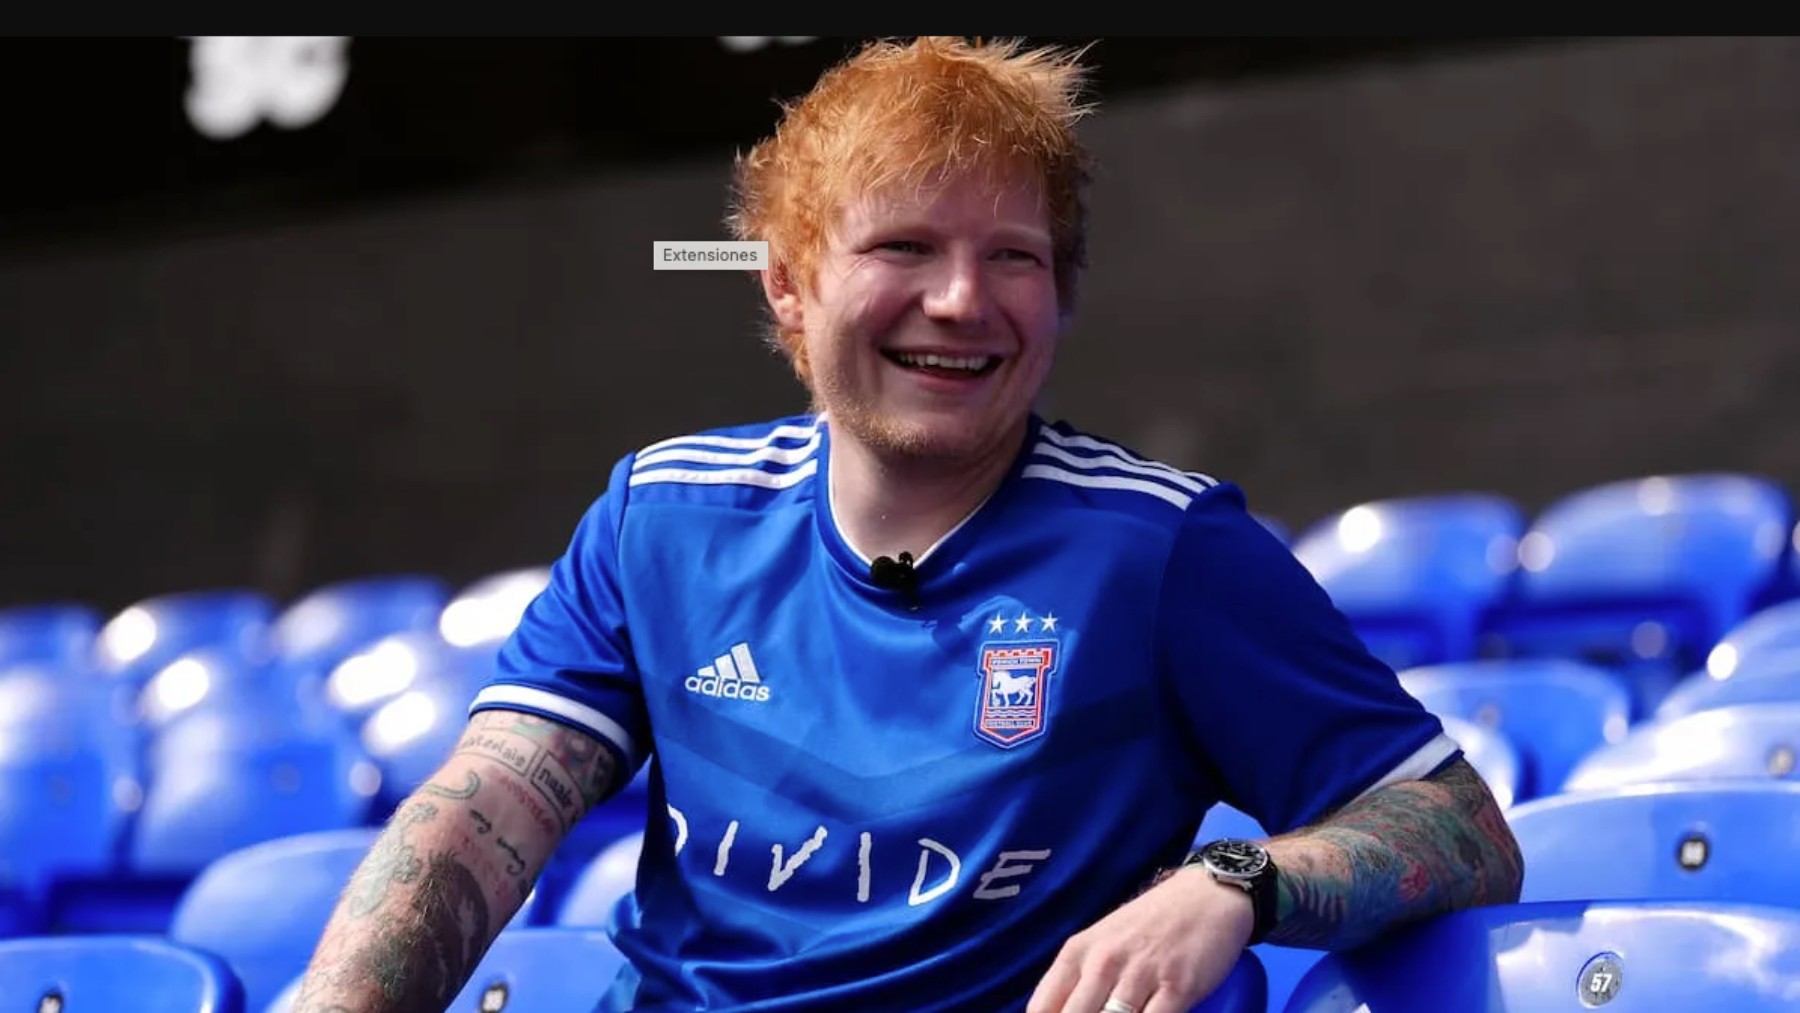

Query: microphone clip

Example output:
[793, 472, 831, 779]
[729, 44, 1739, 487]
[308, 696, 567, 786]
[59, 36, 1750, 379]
[869, 551, 920, 608]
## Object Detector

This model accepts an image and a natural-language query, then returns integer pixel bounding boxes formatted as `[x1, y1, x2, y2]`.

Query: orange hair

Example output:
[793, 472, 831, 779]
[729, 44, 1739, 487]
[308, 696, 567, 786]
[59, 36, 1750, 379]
[727, 36, 1096, 382]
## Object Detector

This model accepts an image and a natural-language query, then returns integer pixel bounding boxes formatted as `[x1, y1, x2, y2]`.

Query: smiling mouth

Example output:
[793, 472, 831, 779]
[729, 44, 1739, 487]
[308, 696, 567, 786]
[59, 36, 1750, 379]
[882, 350, 1001, 378]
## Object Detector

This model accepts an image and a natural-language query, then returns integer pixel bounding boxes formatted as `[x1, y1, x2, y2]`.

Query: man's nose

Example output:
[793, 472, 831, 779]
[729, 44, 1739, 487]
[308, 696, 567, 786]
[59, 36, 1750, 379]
[921, 253, 988, 326]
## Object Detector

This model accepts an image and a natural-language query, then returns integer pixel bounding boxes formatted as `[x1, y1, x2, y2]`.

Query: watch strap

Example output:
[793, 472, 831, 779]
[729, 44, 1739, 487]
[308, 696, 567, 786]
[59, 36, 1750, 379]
[1190, 840, 1280, 946]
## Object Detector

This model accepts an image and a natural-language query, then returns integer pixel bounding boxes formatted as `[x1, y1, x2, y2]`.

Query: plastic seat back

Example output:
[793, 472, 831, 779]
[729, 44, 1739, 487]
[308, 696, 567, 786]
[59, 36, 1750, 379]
[0, 934, 245, 1012]
[1509, 782, 1800, 906]
[168, 828, 379, 1013]
[1286, 899, 1800, 1012]
[447, 927, 629, 1012]
[438, 567, 551, 650]
[0, 603, 100, 670]
[1399, 659, 1632, 800]
[272, 575, 450, 675]
[96, 590, 276, 686]
[322, 629, 494, 730]
[1487, 475, 1790, 712]
[1656, 648, 1800, 721]
[132, 707, 377, 876]
[1703, 599, 1800, 681]
[357, 666, 487, 813]
[553, 831, 642, 928]
[1564, 702, 1800, 792]
[1295, 494, 1523, 669]
[0, 666, 134, 893]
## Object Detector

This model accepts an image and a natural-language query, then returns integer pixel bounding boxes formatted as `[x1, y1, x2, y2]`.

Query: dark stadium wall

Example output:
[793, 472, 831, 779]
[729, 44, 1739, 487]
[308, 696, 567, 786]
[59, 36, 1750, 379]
[4, 35, 1799, 610]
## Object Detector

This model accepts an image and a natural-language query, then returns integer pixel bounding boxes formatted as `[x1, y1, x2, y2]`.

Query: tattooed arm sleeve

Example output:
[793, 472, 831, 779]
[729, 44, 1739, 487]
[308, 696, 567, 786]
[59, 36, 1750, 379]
[1261, 757, 1525, 952]
[290, 709, 621, 1012]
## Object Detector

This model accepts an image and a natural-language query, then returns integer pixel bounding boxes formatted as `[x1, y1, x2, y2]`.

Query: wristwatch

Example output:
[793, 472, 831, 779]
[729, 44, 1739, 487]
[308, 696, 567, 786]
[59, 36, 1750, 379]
[1184, 838, 1279, 946]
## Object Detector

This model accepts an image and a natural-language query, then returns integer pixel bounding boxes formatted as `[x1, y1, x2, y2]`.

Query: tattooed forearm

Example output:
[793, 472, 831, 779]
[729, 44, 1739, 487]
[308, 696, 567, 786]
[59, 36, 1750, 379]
[495, 835, 526, 876]
[364, 851, 492, 1006]
[420, 770, 481, 800]
[342, 802, 434, 918]
[1263, 758, 1523, 951]
[453, 709, 619, 831]
[292, 726, 589, 1013]
[295, 804, 495, 1012]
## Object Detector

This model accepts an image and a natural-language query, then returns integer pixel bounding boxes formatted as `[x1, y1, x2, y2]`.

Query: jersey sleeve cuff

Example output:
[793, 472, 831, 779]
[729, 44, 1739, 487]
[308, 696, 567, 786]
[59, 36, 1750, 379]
[469, 683, 640, 775]
[1347, 732, 1463, 803]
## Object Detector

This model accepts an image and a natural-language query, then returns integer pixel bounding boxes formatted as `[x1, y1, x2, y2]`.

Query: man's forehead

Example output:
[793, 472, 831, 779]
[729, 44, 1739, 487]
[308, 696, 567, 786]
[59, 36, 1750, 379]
[835, 175, 1050, 235]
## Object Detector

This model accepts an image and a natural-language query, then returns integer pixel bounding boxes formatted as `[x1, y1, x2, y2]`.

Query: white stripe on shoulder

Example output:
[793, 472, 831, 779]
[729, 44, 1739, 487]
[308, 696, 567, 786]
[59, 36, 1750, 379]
[470, 685, 639, 772]
[1021, 463, 1193, 510]
[634, 431, 820, 470]
[1036, 426, 1218, 491]
[637, 419, 822, 457]
[629, 459, 818, 491]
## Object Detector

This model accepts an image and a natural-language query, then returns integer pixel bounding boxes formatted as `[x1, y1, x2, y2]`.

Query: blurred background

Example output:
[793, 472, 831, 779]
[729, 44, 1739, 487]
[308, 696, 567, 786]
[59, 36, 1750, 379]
[17, 34, 1791, 610]
[8, 36, 1800, 1013]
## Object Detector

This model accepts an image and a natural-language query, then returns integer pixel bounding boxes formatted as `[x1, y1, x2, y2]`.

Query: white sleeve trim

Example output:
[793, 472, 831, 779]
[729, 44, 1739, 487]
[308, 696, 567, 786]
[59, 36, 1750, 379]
[469, 684, 639, 772]
[1349, 732, 1462, 802]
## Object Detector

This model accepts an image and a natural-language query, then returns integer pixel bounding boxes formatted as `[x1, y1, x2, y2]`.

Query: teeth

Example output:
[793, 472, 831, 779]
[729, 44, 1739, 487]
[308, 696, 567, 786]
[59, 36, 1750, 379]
[895, 352, 992, 372]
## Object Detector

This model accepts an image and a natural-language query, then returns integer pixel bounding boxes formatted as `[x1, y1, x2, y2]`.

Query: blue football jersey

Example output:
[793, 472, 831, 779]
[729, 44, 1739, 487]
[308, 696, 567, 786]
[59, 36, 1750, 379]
[472, 412, 1457, 1012]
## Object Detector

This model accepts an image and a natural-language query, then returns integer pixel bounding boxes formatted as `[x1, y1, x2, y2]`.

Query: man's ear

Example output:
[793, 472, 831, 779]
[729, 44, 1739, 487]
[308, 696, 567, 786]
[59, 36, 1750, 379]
[759, 260, 805, 334]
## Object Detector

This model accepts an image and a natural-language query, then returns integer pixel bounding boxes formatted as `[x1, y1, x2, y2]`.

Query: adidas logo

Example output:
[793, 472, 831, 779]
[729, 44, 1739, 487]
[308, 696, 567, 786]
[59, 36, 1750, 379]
[685, 642, 772, 703]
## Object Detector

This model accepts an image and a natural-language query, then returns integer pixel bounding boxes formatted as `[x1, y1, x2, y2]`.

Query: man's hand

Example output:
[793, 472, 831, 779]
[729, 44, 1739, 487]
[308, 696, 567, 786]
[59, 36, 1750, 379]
[1026, 868, 1254, 1013]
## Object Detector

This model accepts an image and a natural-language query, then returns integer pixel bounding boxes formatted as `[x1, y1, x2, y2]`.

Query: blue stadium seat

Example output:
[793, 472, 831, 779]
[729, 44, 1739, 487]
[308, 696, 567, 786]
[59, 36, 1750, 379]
[1563, 702, 1800, 791]
[437, 566, 550, 650]
[359, 666, 490, 815]
[1508, 782, 1800, 907]
[129, 704, 378, 895]
[56, 702, 377, 935]
[0, 934, 245, 1012]
[1293, 494, 1523, 670]
[329, 630, 491, 736]
[170, 827, 541, 1013]
[1656, 647, 1800, 721]
[1701, 599, 1800, 681]
[0, 666, 134, 918]
[134, 647, 330, 743]
[553, 830, 642, 928]
[1284, 899, 1800, 1011]
[531, 778, 651, 927]
[96, 589, 276, 686]
[0, 602, 100, 669]
[1481, 474, 1791, 716]
[271, 574, 450, 677]
[1397, 660, 1631, 802]
[169, 828, 379, 1013]
[448, 927, 631, 1012]
[1192, 950, 1266, 1013]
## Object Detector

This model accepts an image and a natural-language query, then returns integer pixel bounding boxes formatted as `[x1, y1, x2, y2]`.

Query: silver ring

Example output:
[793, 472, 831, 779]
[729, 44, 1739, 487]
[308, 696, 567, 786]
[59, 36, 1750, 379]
[1102, 1000, 1137, 1013]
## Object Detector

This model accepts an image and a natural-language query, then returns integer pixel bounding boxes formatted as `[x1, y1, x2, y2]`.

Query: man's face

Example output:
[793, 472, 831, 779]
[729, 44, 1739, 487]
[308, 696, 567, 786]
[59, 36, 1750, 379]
[776, 170, 1063, 466]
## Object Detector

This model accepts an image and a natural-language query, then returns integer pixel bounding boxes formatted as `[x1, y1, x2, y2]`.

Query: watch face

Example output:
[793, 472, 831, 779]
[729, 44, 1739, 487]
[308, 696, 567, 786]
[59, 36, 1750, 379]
[1204, 839, 1269, 878]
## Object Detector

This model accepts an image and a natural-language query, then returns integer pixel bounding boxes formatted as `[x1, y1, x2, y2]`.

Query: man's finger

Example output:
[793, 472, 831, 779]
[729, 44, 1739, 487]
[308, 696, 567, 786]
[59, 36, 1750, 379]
[1025, 953, 1082, 1013]
[1058, 968, 1116, 1013]
[1098, 966, 1159, 1013]
[1141, 988, 1192, 1013]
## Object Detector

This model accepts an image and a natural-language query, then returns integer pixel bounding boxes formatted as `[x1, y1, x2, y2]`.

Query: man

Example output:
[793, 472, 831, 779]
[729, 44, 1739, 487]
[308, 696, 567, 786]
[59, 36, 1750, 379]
[293, 36, 1522, 1013]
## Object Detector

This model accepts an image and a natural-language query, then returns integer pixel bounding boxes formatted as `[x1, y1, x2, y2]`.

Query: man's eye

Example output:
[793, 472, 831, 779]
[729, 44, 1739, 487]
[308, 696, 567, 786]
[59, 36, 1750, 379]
[996, 248, 1045, 264]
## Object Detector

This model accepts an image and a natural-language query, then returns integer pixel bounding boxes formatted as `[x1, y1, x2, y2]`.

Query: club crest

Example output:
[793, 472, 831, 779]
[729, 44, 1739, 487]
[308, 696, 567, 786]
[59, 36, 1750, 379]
[974, 609, 1060, 749]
